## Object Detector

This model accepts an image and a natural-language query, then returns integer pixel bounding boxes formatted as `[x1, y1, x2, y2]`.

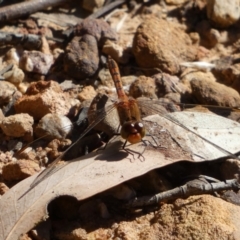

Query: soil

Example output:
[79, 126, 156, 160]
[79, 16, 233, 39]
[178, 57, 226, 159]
[0, 0, 240, 239]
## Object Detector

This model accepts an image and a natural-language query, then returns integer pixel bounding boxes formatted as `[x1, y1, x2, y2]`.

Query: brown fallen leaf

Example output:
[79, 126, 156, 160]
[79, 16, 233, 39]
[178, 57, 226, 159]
[1, 112, 240, 240]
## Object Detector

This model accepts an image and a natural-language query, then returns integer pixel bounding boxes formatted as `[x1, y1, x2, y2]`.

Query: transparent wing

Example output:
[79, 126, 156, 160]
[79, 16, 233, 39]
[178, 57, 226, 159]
[137, 98, 240, 159]
[137, 98, 240, 125]
[19, 97, 240, 199]
[19, 103, 117, 198]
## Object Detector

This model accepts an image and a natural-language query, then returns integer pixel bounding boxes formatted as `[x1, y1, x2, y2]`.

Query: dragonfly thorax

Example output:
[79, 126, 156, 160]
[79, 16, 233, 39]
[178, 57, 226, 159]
[120, 121, 146, 144]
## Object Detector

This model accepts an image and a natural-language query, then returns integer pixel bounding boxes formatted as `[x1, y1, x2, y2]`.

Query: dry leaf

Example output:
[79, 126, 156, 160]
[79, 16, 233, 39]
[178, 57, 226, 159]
[1, 112, 240, 240]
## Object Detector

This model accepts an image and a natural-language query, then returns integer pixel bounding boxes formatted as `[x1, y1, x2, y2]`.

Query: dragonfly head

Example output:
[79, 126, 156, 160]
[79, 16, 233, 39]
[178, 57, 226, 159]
[121, 121, 146, 144]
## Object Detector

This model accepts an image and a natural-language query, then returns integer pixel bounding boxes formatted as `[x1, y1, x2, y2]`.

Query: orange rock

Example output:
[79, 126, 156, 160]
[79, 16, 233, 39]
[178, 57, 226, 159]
[133, 17, 197, 74]
[0, 113, 33, 137]
[14, 80, 72, 120]
[129, 76, 158, 99]
[191, 79, 240, 107]
[78, 85, 97, 101]
[2, 159, 40, 181]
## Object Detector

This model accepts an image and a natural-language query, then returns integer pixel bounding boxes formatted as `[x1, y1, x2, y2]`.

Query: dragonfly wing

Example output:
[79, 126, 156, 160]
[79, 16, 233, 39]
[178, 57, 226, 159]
[88, 94, 120, 137]
[136, 98, 182, 117]
[138, 99, 240, 160]
[137, 98, 240, 126]
[30, 158, 66, 188]
[164, 112, 240, 159]
[23, 103, 117, 195]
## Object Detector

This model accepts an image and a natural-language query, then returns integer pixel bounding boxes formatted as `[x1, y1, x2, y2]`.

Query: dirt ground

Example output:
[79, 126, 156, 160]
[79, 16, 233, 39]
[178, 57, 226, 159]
[1, 0, 240, 239]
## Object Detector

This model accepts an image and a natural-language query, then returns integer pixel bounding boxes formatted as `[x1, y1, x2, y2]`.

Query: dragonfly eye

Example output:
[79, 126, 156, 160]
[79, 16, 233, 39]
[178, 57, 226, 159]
[121, 122, 146, 144]
[134, 122, 145, 137]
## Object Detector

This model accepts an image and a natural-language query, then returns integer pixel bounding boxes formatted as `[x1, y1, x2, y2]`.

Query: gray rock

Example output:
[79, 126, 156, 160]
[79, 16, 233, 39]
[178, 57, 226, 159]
[64, 34, 99, 79]
[207, 0, 240, 28]
[35, 113, 73, 140]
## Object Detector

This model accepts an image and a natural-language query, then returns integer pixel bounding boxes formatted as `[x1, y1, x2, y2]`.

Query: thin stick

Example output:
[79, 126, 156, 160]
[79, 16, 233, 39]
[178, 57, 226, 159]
[88, 0, 126, 19]
[0, 0, 70, 22]
[126, 177, 240, 208]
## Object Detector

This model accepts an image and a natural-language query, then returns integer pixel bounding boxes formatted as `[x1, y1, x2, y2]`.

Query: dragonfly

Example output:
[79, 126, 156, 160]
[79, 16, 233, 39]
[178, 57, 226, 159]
[19, 55, 240, 197]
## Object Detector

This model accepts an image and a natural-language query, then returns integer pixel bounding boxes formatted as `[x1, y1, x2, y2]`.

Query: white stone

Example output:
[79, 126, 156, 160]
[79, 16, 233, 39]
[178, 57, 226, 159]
[207, 0, 240, 27]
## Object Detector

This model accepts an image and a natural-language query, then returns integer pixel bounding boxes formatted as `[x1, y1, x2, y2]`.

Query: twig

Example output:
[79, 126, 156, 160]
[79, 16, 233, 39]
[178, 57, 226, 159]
[126, 177, 240, 208]
[0, 0, 70, 22]
[0, 31, 42, 49]
[0, 0, 127, 45]
[0, 31, 65, 49]
[88, 0, 127, 19]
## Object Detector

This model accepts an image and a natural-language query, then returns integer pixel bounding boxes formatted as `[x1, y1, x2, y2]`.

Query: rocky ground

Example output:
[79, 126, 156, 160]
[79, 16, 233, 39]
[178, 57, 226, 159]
[1, 0, 240, 239]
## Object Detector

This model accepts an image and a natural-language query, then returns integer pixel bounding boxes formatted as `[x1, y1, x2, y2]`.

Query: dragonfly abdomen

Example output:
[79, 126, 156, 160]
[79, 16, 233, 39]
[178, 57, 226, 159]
[108, 55, 128, 101]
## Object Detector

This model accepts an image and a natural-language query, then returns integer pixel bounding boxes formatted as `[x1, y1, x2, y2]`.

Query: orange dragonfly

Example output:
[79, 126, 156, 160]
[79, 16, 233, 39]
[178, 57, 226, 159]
[20, 55, 240, 196]
[107, 55, 145, 146]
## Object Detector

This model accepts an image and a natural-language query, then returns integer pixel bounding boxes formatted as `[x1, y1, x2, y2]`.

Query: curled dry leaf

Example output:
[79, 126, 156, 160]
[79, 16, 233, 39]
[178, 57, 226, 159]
[1, 112, 240, 240]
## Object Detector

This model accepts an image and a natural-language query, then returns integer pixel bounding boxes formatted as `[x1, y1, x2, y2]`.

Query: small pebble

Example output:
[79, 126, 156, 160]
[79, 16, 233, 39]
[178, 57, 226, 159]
[0, 113, 33, 137]
[35, 113, 73, 140]
[19, 50, 54, 75]
[2, 159, 40, 181]
[4, 48, 20, 66]
[3, 64, 25, 85]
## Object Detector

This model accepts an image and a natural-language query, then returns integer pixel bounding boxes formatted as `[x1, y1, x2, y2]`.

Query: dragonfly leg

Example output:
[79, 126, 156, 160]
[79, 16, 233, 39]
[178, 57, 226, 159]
[96, 133, 120, 153]
[142, 136, 167, 150]
[125, 149, 145, 162]
[122, 140, 135, 162]
[123, 141, 145, 162]
[122, 139, 128, 149]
